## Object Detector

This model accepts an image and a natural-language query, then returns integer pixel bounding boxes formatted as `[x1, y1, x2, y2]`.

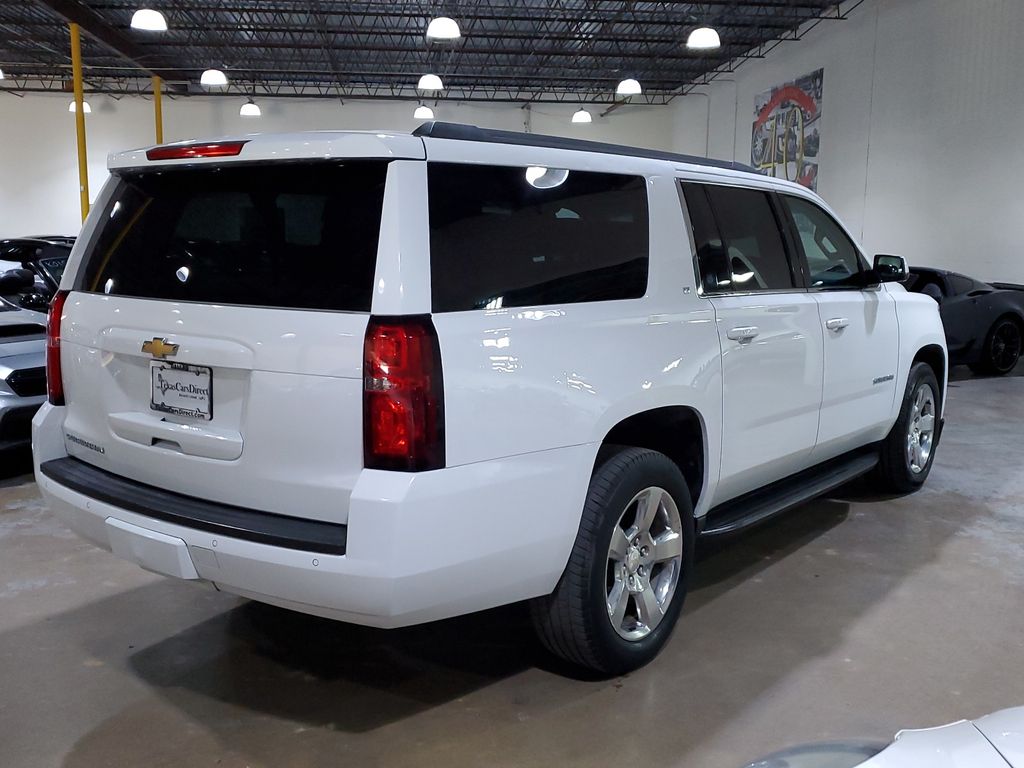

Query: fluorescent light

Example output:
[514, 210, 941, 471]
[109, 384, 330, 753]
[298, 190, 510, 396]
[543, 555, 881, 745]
[687, 26, 721, 50]
[239, 100, 261, 117]
[425, 16, 461, 40]
[616, 78, 642, 96]
[417, 73, 444, 91]
[200, 68, 228, 87]
[571, 108, 592, 124]
[68, 100, 92, 113]
[414, 105, 434, 119]
[130, 8, 167, 32]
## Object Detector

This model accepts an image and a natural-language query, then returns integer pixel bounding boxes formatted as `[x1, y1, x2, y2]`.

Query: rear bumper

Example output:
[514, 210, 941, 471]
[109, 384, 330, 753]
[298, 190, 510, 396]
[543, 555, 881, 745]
[32, 403, 595, 628]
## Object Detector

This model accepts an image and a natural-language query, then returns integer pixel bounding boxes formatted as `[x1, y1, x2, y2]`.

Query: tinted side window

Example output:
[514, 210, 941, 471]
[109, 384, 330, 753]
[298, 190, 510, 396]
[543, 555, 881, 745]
[696, 184, 795, 291]
[783, 196, 863, 288]
[428, 163, 649, 312]
[681, 184, 731, 293]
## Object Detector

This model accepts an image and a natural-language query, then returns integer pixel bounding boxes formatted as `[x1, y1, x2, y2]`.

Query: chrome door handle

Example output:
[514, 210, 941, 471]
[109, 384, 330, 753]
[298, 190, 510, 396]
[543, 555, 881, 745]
[825, 317, 850, 332]
[726, 326, 759, 343]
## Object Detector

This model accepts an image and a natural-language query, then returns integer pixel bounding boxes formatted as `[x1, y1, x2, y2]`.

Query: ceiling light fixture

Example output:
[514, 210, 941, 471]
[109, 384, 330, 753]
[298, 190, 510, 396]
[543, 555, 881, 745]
[414, 105, 435, 119]
[130, 8, 167, 32]
[425, 16, 461, 41]
[571, 108, 592, 124]
[616, 78, 642, 96]
[417, 73, 444, 91]
[240, 100, 261, 117]
[200, 68, 228, 87]
[686, 26, 721, 50]
[68, 100, 92, 113]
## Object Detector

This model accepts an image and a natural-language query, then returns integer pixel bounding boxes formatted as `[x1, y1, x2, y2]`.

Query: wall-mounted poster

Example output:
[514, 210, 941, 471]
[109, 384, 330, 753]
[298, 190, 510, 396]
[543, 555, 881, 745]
[751, 68, 823, 190]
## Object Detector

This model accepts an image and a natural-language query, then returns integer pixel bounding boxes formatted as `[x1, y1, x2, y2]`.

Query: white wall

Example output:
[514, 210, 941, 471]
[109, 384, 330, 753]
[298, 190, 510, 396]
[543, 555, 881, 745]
[671, 0, 1024, 282]
[0, 94, 673, 237]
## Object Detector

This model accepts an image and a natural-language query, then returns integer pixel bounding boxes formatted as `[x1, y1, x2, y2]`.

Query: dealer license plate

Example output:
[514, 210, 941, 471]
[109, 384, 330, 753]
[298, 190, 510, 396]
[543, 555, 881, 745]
[150, 361, 212, 421]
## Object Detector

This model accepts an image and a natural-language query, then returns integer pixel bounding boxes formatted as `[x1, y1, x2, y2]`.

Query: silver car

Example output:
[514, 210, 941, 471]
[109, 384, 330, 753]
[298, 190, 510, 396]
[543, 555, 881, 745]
[0, 298, 46, 452]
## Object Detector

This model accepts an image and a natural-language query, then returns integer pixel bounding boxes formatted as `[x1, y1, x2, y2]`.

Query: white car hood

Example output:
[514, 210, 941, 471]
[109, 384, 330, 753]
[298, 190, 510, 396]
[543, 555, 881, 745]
[860, 707, 1024, 768]
[743, 707, 1024, 768]
[0, 303, 46, 372]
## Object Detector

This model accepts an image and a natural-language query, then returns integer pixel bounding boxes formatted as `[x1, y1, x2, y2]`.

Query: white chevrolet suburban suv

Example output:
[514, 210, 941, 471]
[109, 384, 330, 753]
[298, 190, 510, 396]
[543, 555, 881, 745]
[33, 123, 946, 674]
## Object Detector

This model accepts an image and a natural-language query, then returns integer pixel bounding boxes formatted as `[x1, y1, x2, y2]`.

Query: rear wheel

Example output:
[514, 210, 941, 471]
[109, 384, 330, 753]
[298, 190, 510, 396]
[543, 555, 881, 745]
[876, 362, 940, 493]
[976, 317, 1022, 375]
[531, 447, 695, 675]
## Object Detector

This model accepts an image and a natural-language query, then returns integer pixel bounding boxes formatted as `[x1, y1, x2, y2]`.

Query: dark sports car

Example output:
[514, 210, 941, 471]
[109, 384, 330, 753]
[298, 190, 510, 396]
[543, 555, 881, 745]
[0, 236, 73, 312]
[908, 267, 1023, 375]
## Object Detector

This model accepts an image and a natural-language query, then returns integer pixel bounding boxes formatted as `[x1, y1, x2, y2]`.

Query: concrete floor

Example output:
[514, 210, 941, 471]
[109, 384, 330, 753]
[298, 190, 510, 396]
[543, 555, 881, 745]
[1, 368, 1022, 768]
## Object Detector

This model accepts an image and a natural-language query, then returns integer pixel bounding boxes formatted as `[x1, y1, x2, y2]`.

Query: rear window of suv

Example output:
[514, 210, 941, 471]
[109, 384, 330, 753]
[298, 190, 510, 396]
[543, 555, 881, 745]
[427, 163, 649, 312]
[77, 161, 389, 312]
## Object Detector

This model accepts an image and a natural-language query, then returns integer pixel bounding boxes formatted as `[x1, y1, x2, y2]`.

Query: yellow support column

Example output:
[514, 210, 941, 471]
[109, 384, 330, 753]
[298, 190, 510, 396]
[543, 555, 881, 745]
[153, 75, 164, 144]
[69, 22, 89, 222]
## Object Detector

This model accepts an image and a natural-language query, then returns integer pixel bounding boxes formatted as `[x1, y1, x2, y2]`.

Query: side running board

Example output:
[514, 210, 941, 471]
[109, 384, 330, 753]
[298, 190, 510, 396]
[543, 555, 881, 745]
[701, 448, 879, 537]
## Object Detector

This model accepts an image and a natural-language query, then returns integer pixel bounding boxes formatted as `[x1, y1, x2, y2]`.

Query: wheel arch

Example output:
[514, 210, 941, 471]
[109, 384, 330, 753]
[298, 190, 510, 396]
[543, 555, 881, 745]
[598, 405, 707, 510]
[912, 344, 947, 398]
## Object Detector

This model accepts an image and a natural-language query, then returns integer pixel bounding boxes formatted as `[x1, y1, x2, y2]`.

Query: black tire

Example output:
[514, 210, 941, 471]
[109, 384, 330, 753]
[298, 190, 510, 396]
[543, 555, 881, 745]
[876, 362, 941, 493]
[530, 447, 695, 676]
[976, 317, 1023, 376]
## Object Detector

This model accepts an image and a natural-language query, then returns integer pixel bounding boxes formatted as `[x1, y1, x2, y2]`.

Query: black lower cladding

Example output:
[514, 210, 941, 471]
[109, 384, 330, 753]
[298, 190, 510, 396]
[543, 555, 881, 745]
[6, 366, 47, 397]
[39, 457, 347, 555]
[0, 404, 40, 445]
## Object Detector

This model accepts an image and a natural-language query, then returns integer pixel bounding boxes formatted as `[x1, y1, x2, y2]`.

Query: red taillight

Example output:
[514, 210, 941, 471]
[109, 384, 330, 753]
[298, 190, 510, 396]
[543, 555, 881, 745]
[146, 141, 248, 161]
[47, 290, 69, 405]
[363, 316, 445, 472]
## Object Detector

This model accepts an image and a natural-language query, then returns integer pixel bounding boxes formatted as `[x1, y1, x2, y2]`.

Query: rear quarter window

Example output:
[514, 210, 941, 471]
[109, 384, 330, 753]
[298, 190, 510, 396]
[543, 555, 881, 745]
[427, 163, 649, 311]
[76, 161, 389, 312]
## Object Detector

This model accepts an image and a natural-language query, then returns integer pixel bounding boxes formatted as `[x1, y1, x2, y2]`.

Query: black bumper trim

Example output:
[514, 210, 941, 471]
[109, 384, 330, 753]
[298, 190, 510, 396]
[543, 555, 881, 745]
[40, 457, 348, 556]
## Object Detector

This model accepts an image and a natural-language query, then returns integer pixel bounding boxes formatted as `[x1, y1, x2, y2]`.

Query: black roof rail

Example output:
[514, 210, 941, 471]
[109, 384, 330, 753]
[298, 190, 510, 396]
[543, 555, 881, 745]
[412, 121, 757, 173]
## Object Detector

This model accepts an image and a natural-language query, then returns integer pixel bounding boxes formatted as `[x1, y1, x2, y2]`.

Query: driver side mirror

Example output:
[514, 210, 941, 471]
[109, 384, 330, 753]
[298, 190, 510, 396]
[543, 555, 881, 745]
[870, 254, 909, 284]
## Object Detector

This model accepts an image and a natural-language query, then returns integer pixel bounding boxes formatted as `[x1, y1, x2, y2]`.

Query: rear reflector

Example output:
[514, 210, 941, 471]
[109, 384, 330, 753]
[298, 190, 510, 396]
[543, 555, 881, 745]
[47, 290, 69, 405]
[363, 316, 445, 472]
[146, 141, 248, 161]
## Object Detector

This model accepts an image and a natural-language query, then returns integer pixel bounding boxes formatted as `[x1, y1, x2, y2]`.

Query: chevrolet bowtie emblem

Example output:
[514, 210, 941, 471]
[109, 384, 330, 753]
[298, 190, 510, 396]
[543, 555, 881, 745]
[141, 337, 179, 359]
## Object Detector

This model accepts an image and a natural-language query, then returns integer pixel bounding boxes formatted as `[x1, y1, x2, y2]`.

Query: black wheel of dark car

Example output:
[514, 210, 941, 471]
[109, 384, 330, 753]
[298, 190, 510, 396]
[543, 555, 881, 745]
[530, 447, 695, 676]
[875, 362, 941, 493]
[978, 317, 1022, 376]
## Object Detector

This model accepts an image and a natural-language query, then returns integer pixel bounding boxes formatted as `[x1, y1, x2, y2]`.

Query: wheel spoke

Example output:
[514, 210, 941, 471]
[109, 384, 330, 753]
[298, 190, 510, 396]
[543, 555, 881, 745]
[635, 488, 661, 534]
[608, 527, 630, 562]
[635, 582, 663, 631]
[652, 532, 683, 563]
[607, 579, 629, 628]
[918, 414, 935, 432]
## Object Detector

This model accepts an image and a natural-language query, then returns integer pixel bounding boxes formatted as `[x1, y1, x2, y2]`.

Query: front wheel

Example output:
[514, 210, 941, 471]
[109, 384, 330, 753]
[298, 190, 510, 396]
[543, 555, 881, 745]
[875, 362, 940, 493]
[531, 447, 695, 675]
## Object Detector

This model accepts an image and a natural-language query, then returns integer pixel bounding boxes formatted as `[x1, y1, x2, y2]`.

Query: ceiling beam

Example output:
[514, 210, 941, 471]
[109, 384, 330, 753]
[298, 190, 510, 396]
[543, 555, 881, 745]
[31, 0, 187, 90]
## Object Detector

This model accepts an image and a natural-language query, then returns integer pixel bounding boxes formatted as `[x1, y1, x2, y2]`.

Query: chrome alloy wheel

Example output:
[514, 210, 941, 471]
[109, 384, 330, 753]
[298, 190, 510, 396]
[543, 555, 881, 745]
[605, 486, 684, 641]
[906, 382, 937, 474]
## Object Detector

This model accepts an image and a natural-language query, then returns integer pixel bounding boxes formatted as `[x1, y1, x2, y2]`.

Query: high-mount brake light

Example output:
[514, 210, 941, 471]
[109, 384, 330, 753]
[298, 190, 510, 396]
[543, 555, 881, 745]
[146, 141, 249, 161]
[363, 316, 445, 472]
[47, 290, 70, 405]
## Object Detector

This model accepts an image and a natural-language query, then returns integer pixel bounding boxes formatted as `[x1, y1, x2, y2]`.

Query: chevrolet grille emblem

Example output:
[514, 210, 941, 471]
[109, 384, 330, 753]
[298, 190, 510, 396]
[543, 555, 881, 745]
[141, 337, 179, 359]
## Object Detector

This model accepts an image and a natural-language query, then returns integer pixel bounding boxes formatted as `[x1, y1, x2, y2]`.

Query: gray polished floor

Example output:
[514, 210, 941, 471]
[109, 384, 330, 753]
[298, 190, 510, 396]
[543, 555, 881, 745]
[1, 367, 1022, 768]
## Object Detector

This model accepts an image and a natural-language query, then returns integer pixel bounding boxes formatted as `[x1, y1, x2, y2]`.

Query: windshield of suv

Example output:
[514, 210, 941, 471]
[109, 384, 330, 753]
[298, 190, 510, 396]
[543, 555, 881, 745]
[76, 161, 389, 312]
